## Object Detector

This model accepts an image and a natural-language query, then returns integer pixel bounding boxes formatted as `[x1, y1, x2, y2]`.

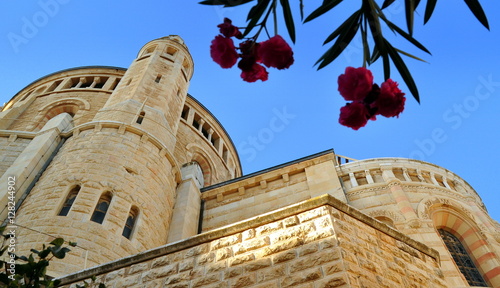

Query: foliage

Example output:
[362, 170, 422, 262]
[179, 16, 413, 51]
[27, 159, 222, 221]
[200, 0, 490, 103]
[0, 226, 105, 288]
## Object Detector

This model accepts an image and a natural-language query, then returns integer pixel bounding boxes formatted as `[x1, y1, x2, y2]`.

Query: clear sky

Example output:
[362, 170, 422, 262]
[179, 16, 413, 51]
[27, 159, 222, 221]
[1, 1, 499, 222]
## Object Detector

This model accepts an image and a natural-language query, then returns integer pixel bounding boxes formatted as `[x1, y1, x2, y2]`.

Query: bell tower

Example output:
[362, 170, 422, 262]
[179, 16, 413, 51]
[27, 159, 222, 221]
[93, 35, 194, 148]
[10, 36, 196, 276]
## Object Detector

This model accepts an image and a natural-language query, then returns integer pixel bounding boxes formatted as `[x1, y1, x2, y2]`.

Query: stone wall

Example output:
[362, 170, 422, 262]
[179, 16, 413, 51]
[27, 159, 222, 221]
[200, 152, 345, 232]
[0, 135, 31, 177]
[58, 195, 446, 288]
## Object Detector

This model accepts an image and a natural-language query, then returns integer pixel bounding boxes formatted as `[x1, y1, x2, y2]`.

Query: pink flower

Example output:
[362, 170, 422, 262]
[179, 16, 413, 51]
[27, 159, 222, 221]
[337, 67, 374, 101]
[218, 18, 242, 39]
[238, 58, 268, 82]
[210, 35, 238, 69]
[339, 102, 370, 130]
[258, 35, 294, 70]
[372, 79, 406, 117]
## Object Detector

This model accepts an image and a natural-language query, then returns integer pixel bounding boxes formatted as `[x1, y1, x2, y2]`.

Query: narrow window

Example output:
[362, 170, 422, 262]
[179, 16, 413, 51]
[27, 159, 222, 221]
[155, 74, 162, 83]
[122, 207, 139, 239]
[46, 80, 63, 92]
[91, 192, 112, 224]
[201, 124, 209, 139]
[222, 146, 229, 163]
[93, 77, 108, 89]
[136, 111, 145, 124]
[79, 77, 92, 88]
[58, 185, 80, 216]
[109, 78, 121, 90]
[166, 46, 177, 56]
[438, 229, 488, 287]
[70, 78, 80, 88]
[181, 105, 189, 121]
[192, 115, 200, 129]
[20, 90, 33, 102]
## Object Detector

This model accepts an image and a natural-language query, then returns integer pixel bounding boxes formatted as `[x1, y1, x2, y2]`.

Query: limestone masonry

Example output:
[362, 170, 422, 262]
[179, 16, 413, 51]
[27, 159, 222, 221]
[1, 35, 499, 287]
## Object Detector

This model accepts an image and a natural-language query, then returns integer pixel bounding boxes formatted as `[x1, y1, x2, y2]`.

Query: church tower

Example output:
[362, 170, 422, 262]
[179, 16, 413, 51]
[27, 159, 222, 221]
[0, 36, 240, 277]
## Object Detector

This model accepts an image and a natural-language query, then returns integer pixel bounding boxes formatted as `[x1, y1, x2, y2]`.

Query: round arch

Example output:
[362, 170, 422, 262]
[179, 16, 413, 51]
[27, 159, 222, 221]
[423, 197, 500, 286]
[185, 143, 217, 187]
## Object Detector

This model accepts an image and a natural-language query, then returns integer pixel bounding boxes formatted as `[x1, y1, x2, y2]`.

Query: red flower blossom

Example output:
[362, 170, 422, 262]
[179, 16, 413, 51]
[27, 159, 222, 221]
[239, 40, 260, 61]
[258, 35, 294, 70]
[218, 18, 243, 39]
[238, 58, 268, 82]
[339, 102, 370, 130]
[210, 35, 238, 69]
[337, 67, 374, 101]
[372, 79, 406, 117]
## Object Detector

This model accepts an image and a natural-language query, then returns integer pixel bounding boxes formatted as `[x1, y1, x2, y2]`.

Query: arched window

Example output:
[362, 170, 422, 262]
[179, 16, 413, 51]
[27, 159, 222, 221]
[122, 206, 139, 239]
[438, 229, 488, 287]
[136, 111, 145, 124]
[91, 192, 112, 224]
[58, 185, 80, 216]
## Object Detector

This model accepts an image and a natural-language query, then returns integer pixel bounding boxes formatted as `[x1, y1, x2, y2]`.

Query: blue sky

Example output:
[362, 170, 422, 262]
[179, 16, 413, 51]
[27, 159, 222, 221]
[1, 1, 499, 222]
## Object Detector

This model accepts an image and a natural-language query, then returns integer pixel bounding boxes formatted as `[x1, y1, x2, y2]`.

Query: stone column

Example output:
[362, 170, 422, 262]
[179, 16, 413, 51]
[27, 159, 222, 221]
[167, 162, 204, 243]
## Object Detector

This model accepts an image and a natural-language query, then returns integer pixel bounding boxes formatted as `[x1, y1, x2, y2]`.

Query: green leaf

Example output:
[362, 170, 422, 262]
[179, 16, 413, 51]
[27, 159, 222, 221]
[280, 0, 296, 43]
[423, 0, 437, 24]
[382, 53, 390, 80]
[381, 0, 396, 9]
[385, 40, 420, 103]
[50, 237, 65, 247]
[405, 0, 416, 35]
[361, 25, 370, 65]
[304, 0, 343, 23]
[380, 17, 431, 54]
[316, 11, 361, 69]
[364, 0, 386, 56]
[243, 0, 271, 36]
[395, 48, 428, 62]
[370, 43, 381, 64]
[463, 0, 490, 30]
[248, 0, 270, 19]
[50, 246, 71, 259]
[38, 248, 51, 259]
[299, 0, 304, 20]
[323, 10, 362, 44]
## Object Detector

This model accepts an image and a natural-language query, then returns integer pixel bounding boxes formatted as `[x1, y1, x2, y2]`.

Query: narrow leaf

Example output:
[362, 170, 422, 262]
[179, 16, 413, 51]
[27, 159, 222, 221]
[463, 0, 490, 30]
[280, 0, 296, 43]
[405, 0, 415, 35]
[381, 17, 431, 54]
[248, 0, 270, 20]
[316, 20, 360, 69]
[424, 0, 437, 24]
[385, 40, 420, 102]
[382, 53, 390, 80]
[361, 25, 370, 65]
[323, 10, 361, 44]
[395, 48, 428, 62]
[243, 0, 271, 36]
[304, 0, 344, 23]
[365, 0, 386, 56]
[381, 0, 396, 9]
[370, 45, 381, 63]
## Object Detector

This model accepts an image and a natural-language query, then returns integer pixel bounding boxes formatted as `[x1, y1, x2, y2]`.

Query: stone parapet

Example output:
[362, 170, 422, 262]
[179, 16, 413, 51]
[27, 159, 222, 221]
[58, 194, 445, 288]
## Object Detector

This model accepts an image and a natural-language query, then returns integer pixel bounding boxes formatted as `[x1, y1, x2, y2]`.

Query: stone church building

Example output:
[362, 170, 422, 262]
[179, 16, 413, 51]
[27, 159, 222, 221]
[1, 36, 499, 287]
